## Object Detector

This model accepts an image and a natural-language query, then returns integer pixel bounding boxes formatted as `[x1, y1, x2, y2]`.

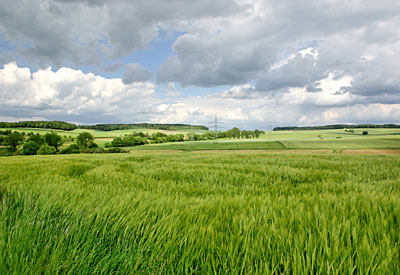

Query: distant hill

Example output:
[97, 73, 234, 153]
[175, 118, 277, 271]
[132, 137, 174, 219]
[0, 121, 209, 131]
[273, 124, 400, 131]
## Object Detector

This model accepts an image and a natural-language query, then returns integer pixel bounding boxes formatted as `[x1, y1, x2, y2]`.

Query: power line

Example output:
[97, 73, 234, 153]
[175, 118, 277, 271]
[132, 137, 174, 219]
[206, 112, 223, 143]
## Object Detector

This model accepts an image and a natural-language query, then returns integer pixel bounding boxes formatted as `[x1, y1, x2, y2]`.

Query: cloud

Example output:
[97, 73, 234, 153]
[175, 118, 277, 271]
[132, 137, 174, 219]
[1, 0, 400, 127]
[256, 53, 325, 92]
[158, 32, 275, 87]
[0, 63, 155, 123]
[219, 84, 260, 99]
[103, 62, 123, 73]
[123, 63, 154, 84]
[1, 63, 399, 128]
[0, 115, 46, 122]
[0, 0, 243, 67]
[157, 0, 400, 99]
[162, 82, 182, 97]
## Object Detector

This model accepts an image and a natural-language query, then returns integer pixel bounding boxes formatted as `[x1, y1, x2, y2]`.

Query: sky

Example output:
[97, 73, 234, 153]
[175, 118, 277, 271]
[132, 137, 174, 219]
[0, 0, 399, 130]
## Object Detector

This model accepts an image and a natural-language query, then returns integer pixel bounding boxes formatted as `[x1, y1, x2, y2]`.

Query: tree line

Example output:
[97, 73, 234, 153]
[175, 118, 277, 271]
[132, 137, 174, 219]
[273, 124, 400, 131]
[0, 127, 264, 155]
[0, 121, 209, 131]
[0, 121, 77, 130]
[78, 123, 209, 131]
[108, 128, 264, 148]
[0, 131, 127, 155]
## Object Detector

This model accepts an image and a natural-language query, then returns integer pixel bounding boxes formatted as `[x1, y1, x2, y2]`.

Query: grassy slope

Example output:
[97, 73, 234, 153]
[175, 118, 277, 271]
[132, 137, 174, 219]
[0, 152, 399, 273]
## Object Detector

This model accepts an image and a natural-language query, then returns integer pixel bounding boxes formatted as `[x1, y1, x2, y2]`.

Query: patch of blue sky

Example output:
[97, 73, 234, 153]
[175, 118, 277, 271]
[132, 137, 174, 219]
[122, 30, 184, 70]
[0, 34, 17, 52]
[98, 29, 184, 79]
[100, 29, 185, 79]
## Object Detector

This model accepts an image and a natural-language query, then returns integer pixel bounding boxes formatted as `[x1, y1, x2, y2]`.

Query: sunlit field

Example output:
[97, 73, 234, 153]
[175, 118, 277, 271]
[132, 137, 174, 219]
[1, 151, 399, 274]
[3, 127, 400, 151]
[129, 128, 400, 151]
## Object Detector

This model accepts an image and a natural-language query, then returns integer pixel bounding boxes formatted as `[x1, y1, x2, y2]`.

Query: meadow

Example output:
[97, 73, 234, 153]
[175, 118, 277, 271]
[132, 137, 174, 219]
[1, 151, 399, 274]
[130, 128, 400, 151]
[2, 127, 400, 150]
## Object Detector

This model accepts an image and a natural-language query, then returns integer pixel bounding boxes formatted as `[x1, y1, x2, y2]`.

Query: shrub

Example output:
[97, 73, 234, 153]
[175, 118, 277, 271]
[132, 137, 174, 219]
[4, 132, 24, 152]
[26, 134, 44, 145]
[77, 132, 96, 149]
[362, 131, 369, 135]
[103, 147, 129, 153]
[44, 132, 63, 150]
[111, 137, 124, 147]
[37, 144, 57, 155]
[60, 144, 80, 154]
[22, 141, 40, 155]
[79, 148, 95, 154]
[93, 147, 104, 153]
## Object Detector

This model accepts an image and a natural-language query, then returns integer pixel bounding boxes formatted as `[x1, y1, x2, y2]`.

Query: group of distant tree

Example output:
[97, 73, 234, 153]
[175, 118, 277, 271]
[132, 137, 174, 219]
[0, 131, 68, 155]
[273, 124, 400, 131]
[0, 121, 209, 132]
[0, 121, 77, 130]
[1, 126, 263, 155]
[108, 128, 264, 148]
[185, 128, 264, 141]
[78, 123, 209, 131]
[107, 132, 185, 148]
[0, 131, 127, 155]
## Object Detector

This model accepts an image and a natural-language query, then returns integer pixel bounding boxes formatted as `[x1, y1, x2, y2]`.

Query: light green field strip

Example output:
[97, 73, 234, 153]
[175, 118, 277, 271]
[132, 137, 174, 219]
[130, 137, 400, 151]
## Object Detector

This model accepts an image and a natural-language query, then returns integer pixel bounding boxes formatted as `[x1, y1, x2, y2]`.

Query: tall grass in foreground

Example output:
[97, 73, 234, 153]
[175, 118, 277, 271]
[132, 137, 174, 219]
[0, 152, 399, 274]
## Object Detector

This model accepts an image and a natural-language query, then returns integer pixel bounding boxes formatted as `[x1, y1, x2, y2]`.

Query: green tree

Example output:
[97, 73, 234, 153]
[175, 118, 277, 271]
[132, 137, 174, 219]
[60, 144, 80, 154]
[5, 132, 24, 151]
[22, 141, 40, 155]
[44, 132, 63, 150]
[231, 127, 241, 139]
[77, 132, 96, 149]
[37, 144, 57, 155]
[111, 137, 124, 147]
[26, 133, 45, 145]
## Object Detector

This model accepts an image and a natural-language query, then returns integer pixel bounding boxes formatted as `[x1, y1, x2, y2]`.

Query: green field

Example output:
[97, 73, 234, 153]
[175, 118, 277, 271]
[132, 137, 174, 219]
[3, 127, 400, 151]
[131, 128, 400, 151]
[1, 152, 399, 273]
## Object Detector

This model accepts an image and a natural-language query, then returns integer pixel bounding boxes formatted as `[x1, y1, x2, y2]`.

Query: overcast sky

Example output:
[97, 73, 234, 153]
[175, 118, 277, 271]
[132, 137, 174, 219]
[1, 0, 399, 129]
